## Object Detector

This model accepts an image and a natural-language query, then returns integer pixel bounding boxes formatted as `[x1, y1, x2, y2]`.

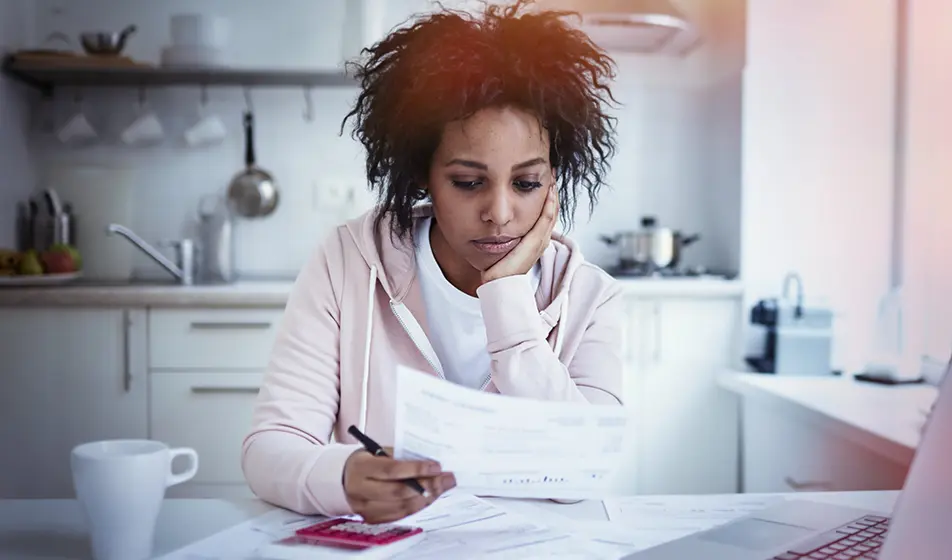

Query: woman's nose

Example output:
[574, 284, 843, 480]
[481, 186, 515, 225]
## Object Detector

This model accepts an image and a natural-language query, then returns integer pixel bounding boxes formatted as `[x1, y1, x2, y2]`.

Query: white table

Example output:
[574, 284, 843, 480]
[0, 492, 900, 559]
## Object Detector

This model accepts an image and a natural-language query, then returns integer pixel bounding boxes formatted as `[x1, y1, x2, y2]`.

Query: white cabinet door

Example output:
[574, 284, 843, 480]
[0, 308, 149, 498]
[623, 296, 741, 496]
[150, 371, 262, 498]
[615, 299, 656, 494]
[742, 398, 908, 493]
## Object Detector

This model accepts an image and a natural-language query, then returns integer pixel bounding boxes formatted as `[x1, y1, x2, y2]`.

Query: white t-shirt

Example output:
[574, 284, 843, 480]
[414, 217, 541, 389]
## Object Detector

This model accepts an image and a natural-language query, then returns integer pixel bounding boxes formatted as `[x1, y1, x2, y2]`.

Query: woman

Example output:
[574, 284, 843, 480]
[242, 0, 624, 524]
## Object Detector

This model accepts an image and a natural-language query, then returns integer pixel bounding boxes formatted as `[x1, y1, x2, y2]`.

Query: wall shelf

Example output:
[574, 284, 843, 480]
[1, 55, 357, 95]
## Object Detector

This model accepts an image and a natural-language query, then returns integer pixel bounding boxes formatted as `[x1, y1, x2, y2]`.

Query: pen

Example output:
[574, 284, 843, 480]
[347, 425, 430, 497]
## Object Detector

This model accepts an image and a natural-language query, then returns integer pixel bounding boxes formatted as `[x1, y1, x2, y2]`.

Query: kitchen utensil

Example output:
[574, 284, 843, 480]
[80, 25, 137, 56]
[58, 203, 76, 246]
[15, 202, 31, 251]
[196, 194, 235, 284]
[24, 189, 69, 252]
[599, 215, 700, 270]
[227, 111, 279, 218]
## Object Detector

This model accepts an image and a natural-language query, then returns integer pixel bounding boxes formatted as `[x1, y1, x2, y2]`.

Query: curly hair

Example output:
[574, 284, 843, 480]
[340, 0, 619, 240]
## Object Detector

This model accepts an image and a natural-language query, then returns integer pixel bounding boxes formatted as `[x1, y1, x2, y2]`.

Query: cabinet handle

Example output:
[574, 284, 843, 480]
[784, 476, 833, 491]
[189, 321, 271, 330]
[190, 386, 260, 394]
[123, 310, 132, 392]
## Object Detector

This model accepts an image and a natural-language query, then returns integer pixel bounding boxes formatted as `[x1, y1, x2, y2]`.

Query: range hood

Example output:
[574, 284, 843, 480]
[551, 0, 703, 56]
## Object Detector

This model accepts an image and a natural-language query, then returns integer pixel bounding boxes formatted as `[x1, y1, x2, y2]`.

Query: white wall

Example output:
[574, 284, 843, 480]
[902, 0, 952, 364]
[0, 0, 36, 249]
[22, 0, 741, 279]
[740, 0, 898, 373]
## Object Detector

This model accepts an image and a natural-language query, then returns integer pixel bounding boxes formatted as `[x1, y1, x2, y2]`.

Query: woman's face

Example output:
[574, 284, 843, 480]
[425, 105, 554, 278]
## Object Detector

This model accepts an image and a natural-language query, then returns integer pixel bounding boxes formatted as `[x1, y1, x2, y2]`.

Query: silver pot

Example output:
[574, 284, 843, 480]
[600, 216, 700, 270]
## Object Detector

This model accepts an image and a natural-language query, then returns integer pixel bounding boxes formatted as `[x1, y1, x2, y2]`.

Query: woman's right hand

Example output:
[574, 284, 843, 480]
[343, 450, 457, 524]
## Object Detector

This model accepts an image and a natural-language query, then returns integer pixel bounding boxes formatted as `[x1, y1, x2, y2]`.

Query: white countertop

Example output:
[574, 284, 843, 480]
[718, 371, 938, 466]
[614, 277, 744, 297]
[0, 492, 898, 559]
[0, 280, 295, 308]
[0, 277, 742, 307]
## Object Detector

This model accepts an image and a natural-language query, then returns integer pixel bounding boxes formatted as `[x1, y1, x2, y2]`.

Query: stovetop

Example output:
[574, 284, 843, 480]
[606, 264, 737, 280]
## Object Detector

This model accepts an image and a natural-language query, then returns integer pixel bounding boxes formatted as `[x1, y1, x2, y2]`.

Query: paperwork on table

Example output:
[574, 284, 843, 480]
[392, 365, 629, 500]
[155, 493, 629, 560]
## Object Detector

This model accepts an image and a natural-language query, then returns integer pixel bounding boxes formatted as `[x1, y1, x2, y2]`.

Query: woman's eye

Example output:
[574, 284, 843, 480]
[452, 180, 481, 189]
[515, 180, 543, 191]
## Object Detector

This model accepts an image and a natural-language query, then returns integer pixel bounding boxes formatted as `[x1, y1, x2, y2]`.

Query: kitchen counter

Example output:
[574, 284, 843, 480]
[614, 277, 743, 297]
[0, 277, 743, 308]
[0, 280, 295, 308]
[718, 371, 938, 466]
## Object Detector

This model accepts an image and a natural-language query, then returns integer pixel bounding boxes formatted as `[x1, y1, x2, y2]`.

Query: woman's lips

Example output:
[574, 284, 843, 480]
[472, 236, 519, 254]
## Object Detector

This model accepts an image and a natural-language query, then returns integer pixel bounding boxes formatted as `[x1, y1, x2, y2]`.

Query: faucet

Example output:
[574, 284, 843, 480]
[782, 271, 804, 319]
[106, 223, 195, 285]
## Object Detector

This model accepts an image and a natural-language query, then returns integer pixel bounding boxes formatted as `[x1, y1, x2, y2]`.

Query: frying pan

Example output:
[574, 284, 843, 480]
[227, 111, 279, 218]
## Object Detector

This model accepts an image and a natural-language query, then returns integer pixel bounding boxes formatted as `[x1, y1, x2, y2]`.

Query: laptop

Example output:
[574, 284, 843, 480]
[623, 356, 952, 560]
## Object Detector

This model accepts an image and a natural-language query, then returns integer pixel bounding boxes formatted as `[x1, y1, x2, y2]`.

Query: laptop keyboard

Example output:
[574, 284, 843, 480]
[769, 514, 890, 559]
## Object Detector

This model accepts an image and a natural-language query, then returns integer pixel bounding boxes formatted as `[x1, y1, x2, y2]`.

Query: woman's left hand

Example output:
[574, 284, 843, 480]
[481, 183, 558, 285]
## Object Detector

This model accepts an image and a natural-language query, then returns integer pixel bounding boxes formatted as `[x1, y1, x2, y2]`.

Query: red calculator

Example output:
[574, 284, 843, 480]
[292, 518, 423, 550]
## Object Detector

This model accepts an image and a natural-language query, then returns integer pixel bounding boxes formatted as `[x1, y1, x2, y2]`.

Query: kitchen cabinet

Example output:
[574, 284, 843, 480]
[150, 371, 263, 499]
[0, 307, 149, 499]
[147, 308, 283, 498]
[149, 308, 284, 371]
[741, 397, 908, 493]
[616, 294, 742, 495]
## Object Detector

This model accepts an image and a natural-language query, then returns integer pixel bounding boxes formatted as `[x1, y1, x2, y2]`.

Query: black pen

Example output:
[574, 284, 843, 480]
[347, 425, 430, 497]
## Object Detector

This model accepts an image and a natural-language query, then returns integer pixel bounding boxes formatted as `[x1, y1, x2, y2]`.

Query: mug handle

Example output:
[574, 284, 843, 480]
[166, 447, 199, 487]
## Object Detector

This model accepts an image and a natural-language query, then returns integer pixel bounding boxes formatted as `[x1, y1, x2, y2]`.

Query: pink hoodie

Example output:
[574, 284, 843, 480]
[241, 205, 625, 516]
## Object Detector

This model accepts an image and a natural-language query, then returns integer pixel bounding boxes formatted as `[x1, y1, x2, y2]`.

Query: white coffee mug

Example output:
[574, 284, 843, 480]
[71, 439, 199, 560]
[121, 111, 165, 146]
[57, 112, 98, 145]
[184, 113, 227, 147]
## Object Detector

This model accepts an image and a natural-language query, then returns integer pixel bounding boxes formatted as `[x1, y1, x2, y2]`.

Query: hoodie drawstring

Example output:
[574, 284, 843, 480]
[553, 295, 569, 358]
[358, 265, 377, 433]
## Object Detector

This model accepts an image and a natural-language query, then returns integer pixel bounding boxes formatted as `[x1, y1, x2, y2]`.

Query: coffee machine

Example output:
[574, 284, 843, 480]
[745, 272, 835, 376]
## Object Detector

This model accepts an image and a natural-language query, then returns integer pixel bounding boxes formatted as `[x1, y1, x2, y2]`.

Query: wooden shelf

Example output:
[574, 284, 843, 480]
[1, 55, 357, 94]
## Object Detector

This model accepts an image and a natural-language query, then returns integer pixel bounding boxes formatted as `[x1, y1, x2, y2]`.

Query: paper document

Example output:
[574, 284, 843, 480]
[393, 365, 629, 500]
[601, 494, 789, 551]
[390, 493, 621, 560]
[153, 508, 317, 560]
[158, 492, 623, 560]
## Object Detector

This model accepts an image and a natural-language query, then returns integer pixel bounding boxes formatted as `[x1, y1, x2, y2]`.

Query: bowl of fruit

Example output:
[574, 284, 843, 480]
[0, 244, 83, 286]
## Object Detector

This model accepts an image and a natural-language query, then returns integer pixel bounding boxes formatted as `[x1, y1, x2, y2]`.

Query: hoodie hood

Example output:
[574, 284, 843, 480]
[342, 204, 584, 325]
